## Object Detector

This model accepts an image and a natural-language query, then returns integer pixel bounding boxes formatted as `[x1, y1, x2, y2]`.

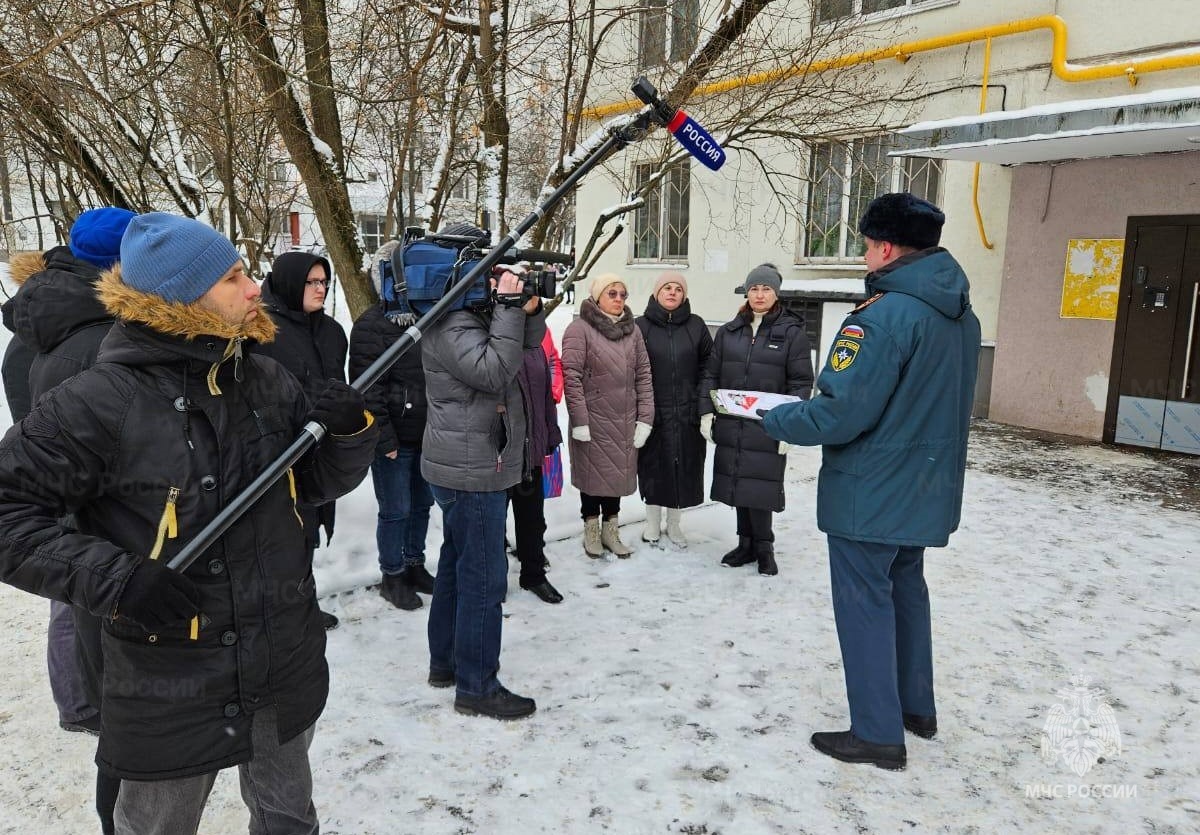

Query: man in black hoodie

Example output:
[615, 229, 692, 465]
[252, 250, 349, 629]
[2, 206, 134, 834]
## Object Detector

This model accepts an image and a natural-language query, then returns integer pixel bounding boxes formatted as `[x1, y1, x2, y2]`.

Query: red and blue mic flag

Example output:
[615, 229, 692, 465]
[667, 110, 726, 171]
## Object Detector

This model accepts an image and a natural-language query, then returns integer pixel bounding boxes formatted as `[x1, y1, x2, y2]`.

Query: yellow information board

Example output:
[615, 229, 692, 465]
[1060, 238, 1123, 320]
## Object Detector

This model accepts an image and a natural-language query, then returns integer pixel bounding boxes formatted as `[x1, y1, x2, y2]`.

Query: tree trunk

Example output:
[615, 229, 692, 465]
[296, 0, 346, 173]
[476, 0, 509, 233]
[222, 0, 373, 318]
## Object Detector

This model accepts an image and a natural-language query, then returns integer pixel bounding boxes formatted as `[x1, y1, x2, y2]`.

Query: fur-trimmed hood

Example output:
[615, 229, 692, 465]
[97, 263, 276, 344]
[8, 249, 55, 287]
[3, 246, 111, 354]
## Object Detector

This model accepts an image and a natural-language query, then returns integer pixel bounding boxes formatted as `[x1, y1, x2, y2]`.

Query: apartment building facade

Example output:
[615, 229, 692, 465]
[574, 0, 1200, 453]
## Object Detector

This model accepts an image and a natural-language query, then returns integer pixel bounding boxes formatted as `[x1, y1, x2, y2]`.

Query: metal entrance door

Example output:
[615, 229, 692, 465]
[1106, 218, 1200, 454]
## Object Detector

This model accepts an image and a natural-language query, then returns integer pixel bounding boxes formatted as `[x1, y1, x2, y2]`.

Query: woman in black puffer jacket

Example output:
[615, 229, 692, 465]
[699, 264, 814, 576]
[635, 272, 712, 548]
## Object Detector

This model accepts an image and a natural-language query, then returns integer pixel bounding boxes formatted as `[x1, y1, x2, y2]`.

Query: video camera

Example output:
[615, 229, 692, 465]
[403, 226, 572, 310]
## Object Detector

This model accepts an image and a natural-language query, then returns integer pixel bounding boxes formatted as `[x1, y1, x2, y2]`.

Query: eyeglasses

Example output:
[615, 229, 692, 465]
[305, 279, 330, 289]
[605, 290, 628, 299]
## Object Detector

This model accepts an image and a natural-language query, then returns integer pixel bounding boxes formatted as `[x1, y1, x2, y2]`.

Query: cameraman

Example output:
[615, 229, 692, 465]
[420, 222, 545, 720]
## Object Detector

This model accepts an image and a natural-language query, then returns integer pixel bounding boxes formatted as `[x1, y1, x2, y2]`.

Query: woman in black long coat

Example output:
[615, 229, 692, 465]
[699, 264, 814, 576]
[252, 250, 348, 627]
[636, 273, 712, 547]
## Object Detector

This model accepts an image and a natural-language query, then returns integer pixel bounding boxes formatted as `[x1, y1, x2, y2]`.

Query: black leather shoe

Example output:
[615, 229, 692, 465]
[810, 730, 906, 770]
[454, 686, 536, 720]
[405, 564, 437, 595]
[521, 580, 564, 604]
[320, 610, 340, 630]
[903, 713, 938, 739]
[428, 669, 455, 688]
[380, 573, 422, 611]
[721, 536, 755, 567]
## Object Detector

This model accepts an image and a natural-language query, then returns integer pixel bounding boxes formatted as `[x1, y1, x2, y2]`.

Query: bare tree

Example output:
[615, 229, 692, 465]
[0, 0, 913, 317]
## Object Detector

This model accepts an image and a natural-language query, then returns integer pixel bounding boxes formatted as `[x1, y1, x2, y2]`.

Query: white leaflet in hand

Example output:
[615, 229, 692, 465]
[709, 389, 803, 420]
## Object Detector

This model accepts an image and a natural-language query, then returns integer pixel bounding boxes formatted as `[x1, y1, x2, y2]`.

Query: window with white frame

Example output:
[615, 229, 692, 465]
[632, 160, 690, 262]
[638, 0, 699, 70]
[803, 136, 942, 259]
[817, 0, 940, 23]
[358, 213, 389, 254]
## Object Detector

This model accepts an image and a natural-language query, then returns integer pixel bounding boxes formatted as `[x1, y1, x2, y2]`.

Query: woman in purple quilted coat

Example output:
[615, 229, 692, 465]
[561, 274, 654, 558]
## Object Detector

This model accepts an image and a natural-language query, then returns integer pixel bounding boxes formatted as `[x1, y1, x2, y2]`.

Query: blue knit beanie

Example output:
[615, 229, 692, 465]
[69, 208, 136, 270]
[119, 213, 242, 304]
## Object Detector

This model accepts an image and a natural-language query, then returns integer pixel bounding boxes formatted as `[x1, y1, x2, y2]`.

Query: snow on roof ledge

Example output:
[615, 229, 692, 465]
[894, 86, 1200, 165]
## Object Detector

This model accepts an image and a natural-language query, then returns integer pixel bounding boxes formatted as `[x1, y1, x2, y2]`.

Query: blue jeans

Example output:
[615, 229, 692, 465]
[827, 535, 935, 745]
[370, 446, 433, 575]
[427, 486, 508, 699]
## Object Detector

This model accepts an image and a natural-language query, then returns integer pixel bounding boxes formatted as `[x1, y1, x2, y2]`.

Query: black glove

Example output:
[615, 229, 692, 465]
[309, 380, 368, 435]
[118, 560, 201, 631]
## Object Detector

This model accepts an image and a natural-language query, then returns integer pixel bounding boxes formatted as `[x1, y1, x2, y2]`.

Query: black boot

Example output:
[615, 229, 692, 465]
[721, 536, 755, 567]
[755, 541, 777, 576]
[405, 564, 436, 595]
[455, 686, 537, 720]
[903, 713, 938, 739]
[379, 573, 422, 610]
[320, 610, 340, 630]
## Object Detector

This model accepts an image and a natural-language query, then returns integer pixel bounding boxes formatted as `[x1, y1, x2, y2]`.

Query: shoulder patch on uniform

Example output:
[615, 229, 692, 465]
[852, 292, 885, 314]
[830, 338, 860, 372]
[840, 324, 865, 339]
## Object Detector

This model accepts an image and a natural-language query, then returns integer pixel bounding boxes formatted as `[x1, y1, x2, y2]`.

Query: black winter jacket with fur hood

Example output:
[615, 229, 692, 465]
[5, 246, 115, 403]
[0, 266, 377, 779]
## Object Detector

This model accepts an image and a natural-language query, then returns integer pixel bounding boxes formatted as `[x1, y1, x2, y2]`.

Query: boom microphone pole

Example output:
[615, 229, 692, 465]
[168, 78, 689, 574]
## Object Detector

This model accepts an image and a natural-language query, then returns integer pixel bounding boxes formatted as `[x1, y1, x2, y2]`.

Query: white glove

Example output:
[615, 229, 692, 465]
[700, 413, 714, 442]
[571, 425, 591, 442]
[633, 421, 652, 449]
[778, 441, 790, 455]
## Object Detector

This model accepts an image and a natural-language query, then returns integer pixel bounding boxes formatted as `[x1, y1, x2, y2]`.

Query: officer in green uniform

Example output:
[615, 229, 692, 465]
[762, 193, 981, 770]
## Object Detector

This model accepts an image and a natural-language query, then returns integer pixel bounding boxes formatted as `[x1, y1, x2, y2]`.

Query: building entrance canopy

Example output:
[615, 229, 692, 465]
[893, 86, 1200, 165]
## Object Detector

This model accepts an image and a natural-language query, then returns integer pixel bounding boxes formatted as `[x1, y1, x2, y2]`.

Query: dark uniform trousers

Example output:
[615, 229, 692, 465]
[827, 535, 936, 746]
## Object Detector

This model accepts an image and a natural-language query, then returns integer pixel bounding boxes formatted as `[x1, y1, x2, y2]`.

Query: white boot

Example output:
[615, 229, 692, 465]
[665, 508, 688, 548]
[601, 517, 633, 558]
[642, 505, 662, 543]
[583, 516, 604, 558]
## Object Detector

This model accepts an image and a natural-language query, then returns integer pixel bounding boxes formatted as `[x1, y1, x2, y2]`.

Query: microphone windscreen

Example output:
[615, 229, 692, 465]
[667, 110, 726, 171]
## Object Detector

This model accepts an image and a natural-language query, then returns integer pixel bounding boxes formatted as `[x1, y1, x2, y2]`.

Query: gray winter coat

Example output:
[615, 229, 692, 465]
[562, 298, 654, 497]
[421, 304, 547, 492]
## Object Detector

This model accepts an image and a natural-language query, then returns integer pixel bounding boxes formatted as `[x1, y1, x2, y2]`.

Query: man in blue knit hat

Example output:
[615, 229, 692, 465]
[761, 193, 981, 771]
[0, 212, 378, 833]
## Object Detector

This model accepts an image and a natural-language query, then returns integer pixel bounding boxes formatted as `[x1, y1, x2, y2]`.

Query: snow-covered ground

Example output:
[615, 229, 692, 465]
[0, 283, 1196, 833]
